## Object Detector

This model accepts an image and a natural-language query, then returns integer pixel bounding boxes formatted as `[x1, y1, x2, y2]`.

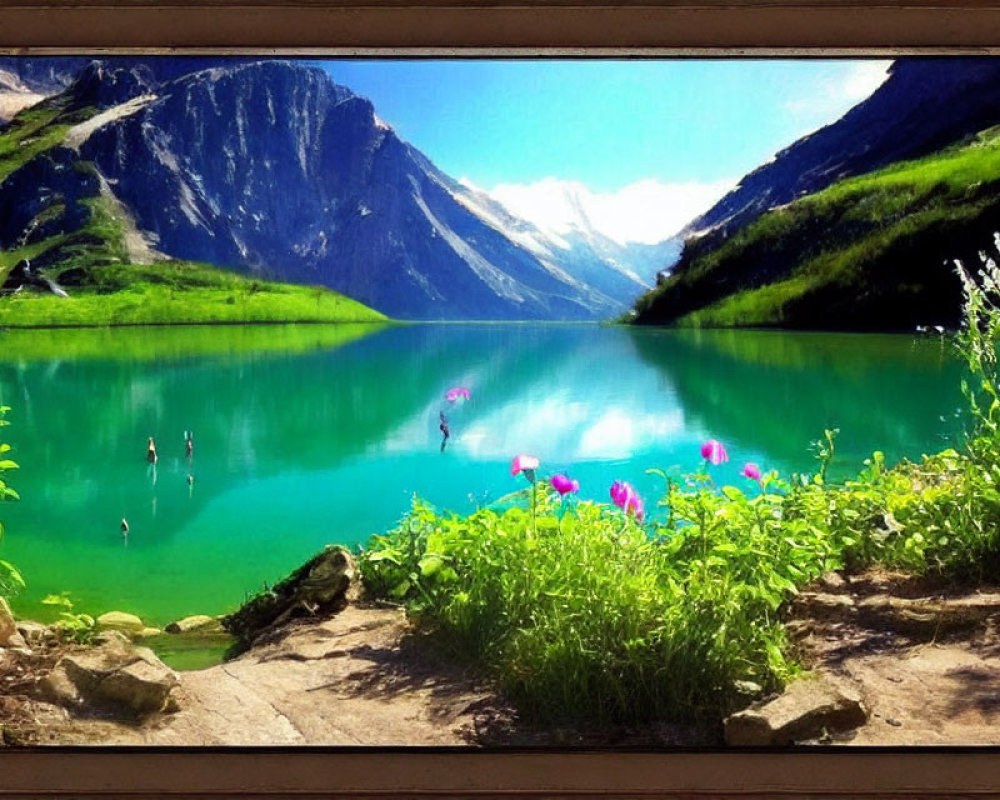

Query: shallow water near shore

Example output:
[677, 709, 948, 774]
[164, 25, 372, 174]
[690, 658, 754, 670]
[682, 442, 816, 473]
[0, 323, 965, 630]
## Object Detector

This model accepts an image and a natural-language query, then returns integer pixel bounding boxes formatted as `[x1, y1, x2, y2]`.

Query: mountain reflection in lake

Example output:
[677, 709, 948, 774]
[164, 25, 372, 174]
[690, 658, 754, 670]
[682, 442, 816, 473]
[0, 324, 964, 624]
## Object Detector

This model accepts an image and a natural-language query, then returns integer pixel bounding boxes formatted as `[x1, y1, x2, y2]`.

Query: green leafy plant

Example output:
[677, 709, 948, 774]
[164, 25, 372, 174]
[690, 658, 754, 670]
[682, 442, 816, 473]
[0, 407, 25, 598]
[41, 592, 97, 644]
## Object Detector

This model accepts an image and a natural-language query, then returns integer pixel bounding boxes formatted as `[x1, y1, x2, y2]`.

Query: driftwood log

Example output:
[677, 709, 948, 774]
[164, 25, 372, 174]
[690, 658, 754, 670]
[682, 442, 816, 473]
[223, 545, 355, 648]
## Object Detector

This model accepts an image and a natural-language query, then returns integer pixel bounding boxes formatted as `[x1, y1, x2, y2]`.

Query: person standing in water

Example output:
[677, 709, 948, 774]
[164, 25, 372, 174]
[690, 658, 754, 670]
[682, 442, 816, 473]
[439, 412, 450, 452]
[147, 436, 158, 487]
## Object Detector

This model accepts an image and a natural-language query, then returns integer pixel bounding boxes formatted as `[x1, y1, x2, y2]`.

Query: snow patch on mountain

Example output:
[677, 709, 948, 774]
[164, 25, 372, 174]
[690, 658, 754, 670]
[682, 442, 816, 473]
[64, 93, 158, 150]
[487, 176, 735, 246]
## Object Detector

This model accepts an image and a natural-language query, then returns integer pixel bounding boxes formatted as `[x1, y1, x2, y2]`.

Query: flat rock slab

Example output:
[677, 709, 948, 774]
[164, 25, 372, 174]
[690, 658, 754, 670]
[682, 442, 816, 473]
[71, 605, 502, 746]
[724, 677, 868, 746]
[828, 643, 1000, 745]
[165, 615, 219, 634]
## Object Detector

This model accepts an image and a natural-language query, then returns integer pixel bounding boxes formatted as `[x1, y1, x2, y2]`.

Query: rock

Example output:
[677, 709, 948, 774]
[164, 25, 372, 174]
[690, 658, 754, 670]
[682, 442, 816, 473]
[165, 615, 218, 634]
[44, 630, 178, 717]
[819, 571, 847, 592]
[16, 620, 54, 646]
[733, 680, 764, 699]
[134, 627, 163, 639]
[0, 597, 16, 646]
[38, 666, 83, 708]
[5, 632, 29, 654]
[96, 611, 144, 633]
[96, 658, 178, 714]
[224, 545, 356, 645]
[794, 592, 856, 618]
[854, 594, 1000, 636]
[724, 677, 868, 746]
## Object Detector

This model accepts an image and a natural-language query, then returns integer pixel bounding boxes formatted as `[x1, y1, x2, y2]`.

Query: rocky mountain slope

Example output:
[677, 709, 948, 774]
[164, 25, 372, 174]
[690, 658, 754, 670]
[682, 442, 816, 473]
[688, 59, 1000, 240]
[0, 59, 653, 321]
[633, 58, 1000, 330]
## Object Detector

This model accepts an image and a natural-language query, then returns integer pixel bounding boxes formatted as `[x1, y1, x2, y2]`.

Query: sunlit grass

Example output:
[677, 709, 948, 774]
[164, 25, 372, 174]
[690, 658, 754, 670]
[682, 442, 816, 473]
[0, 269, 387, 327]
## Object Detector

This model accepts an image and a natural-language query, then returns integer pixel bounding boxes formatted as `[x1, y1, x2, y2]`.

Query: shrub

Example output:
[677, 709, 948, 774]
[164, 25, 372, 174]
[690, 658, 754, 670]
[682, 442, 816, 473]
[0, 407, 25, 598]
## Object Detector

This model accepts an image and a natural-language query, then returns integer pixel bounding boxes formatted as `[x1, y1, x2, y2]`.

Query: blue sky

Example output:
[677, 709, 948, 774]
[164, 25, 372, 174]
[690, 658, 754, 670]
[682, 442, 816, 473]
[316, 59, 891, 192]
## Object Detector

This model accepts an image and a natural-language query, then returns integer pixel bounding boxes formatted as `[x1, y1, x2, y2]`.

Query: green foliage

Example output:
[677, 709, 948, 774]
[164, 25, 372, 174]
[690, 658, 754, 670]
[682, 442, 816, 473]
[361, 490, 799, 724]
[41, 592, 97, 644]
[0, 407, 25, 598]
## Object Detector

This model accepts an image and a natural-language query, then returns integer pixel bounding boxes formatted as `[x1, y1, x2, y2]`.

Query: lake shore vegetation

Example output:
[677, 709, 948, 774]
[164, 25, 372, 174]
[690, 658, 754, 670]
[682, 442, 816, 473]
[0, 259, 387, 328]
[359, 262, 1000, 726]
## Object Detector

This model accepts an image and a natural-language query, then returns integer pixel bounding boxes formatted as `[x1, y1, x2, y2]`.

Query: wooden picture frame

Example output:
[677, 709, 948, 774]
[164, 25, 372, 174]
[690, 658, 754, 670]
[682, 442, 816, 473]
[2, 2, 1000, 797]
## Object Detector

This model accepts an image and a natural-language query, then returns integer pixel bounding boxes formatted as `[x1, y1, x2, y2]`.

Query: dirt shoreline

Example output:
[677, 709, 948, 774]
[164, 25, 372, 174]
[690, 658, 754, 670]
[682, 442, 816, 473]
[3, 570, 1000, 747]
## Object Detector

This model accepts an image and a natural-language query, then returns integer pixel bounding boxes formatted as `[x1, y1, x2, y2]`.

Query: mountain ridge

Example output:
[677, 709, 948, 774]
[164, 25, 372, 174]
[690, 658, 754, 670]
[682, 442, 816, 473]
[1, 58, 663, 321]
[632, 58, 1000, 330]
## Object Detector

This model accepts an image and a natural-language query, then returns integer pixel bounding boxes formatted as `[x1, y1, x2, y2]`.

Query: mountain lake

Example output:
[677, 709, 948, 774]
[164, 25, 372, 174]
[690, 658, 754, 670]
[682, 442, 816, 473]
[0, 323, 966, 650]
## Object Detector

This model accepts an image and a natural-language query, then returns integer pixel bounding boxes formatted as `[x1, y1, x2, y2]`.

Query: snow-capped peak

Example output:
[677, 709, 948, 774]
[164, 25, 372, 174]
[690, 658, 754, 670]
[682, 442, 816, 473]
[486, 176, 736, 247]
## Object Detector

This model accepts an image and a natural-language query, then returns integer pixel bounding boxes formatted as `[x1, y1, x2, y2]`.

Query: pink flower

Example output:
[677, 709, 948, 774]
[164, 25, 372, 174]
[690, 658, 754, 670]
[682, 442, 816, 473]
[445, 387, 471, 403]
[551, 474, 579, 496]
[510, 454, 540, 477]
[701, 439, 729, 465]
[742, 462, 762, 482]
[610, 480, 644, 521]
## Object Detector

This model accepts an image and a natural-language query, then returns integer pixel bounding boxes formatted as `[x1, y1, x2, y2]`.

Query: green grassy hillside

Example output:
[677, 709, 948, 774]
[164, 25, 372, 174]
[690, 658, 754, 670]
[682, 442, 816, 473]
[0, 101, 386, 328]
[633, 126, 1000, 330]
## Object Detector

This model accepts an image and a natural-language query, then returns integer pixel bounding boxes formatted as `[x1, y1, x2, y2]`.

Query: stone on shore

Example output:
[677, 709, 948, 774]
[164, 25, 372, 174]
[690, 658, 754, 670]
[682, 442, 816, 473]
[165, 615, 219, 634]
[97, 611, 145, 633]
[724, 676, 868, 745]
[40, 630, 178, 716]
[16, 620, 54, 646]
[0, 597, 17, 646]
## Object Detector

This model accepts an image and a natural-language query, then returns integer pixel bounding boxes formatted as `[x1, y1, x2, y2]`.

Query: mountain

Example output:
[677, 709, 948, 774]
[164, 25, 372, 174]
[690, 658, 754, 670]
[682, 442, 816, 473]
[452, 180, 656, 307]
[633, 58, 1000, 331]
[687, 59, 1000, 241]
[0, 59, 646, 321]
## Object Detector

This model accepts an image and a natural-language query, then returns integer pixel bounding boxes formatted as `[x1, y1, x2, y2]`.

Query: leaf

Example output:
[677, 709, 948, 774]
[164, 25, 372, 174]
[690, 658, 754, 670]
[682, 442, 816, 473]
[0, 559, 24, 591]
[42, 593, 73, 609]
[365, 551, 401, 564]
[418, 554, 444, 577]
[0, 460, 18, 471]
[389, 579, 411, 599]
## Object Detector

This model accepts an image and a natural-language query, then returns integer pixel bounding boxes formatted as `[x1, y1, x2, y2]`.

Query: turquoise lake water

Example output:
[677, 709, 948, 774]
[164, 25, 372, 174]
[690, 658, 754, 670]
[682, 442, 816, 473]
[0, 323, 966, 627]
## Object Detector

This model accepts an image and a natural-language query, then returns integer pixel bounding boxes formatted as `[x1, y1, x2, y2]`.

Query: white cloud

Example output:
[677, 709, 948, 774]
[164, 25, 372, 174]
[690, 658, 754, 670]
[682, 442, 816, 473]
[784, 61, 892, 120]
[486, 176, 736, 246]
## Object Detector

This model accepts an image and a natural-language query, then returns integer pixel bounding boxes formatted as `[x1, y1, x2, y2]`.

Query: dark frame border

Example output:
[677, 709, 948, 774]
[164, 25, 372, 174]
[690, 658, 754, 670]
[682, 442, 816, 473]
[4, 0, 1000, 51]
[3, 2, 1000, 797]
